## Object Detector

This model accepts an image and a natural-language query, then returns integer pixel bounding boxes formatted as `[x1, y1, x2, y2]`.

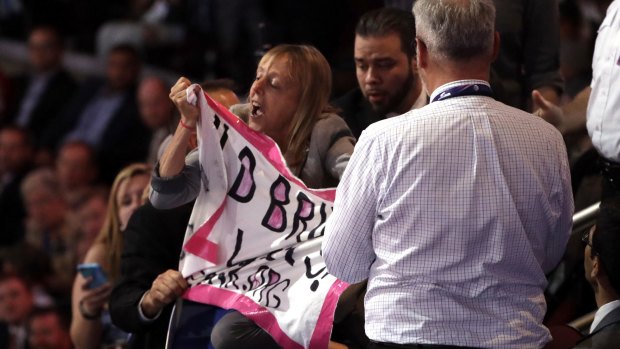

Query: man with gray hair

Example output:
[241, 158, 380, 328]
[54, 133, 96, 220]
[323, 1, 573, 348]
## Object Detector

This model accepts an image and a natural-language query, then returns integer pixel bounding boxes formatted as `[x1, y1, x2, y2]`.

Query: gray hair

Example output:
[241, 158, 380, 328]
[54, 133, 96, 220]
[21, 168, 61, 199]
[413, 0, 496, 61]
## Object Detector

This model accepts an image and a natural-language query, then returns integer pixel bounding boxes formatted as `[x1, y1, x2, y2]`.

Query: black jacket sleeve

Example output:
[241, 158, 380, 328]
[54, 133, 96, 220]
[109, 201, 192, 348]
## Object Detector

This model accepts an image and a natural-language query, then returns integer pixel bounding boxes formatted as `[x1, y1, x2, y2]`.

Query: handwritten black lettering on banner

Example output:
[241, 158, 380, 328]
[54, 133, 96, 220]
[285, 192, 315, 240]
[186, 100, 341, 316]
[228, 147, 257, 203]
[213, 114, 230, 149]
[261, 176, 291, 232]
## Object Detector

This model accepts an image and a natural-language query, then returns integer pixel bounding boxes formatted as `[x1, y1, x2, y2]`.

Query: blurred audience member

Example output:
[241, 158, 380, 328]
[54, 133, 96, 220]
[28, 307, 73, 349]
[1, 243, 54, 307]
[560, 0, 594, 99]
[211, 0, 266, 90]
[21, 168, 77, 295]
[73, 188, 109, 264]
[574, 199, 620, 348]
[333, 8, 426, 138]
[7, 26, 77, 152]
[152, 78, 240, 162]
[0, 67, 12, 121]
[493, 0, 564, 111]
[0, 273, 34, 349]
[48, 44, 150, 184]
[0, 126, 34, 246]
[55, 141, 99, 208]
[533, 0, 619, 199]
[137, 77, 175, 165]
[71, 163, 150, 349]
[96, 0, 185, 59]
[201, 79, 241, 109]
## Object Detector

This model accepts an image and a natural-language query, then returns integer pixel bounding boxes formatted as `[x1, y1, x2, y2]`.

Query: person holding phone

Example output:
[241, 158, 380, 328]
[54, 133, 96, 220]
[70, 163, 150, 349]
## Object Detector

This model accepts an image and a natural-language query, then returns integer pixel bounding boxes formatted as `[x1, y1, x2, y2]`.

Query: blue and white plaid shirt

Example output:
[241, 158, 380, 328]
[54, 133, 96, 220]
[324, 80, 573, 349]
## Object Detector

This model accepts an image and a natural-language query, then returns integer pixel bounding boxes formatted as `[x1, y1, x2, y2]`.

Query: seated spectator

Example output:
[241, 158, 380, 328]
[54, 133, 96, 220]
[47, 44, 150, 184]
[559, 0, 594, 100]
[0, 126, 34, 246]
[137, 76, 175, 165]
[71, 163, 150, 349]
[21, 168, 78, 296]
[55, 141, 99, 208]
[0, 66, 11, 121]
[151, 79, 240, 163]
[96, 0, 185, 59]
[1, 243, 55, 307]
[332, 8, 426, 138]
[6, 26, 77, 153]
[73, 188, 109, 264]
[28, 307, 72, 349]
[0, 273, 34, 349]
[492, 0, 564, 111]
[574, 198, 620, 348]
[201, 79, 241, 109]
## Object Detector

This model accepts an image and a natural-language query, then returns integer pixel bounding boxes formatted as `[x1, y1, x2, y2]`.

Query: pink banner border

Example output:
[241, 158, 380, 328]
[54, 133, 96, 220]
[203, 94, 336, 202]
[185, 280, 348, 349]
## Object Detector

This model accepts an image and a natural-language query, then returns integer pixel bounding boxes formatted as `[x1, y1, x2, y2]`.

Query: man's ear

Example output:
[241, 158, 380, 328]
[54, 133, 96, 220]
[410, 55, 419, 73]
[416, 37, 428, 69]
[591, 255, 602, 280]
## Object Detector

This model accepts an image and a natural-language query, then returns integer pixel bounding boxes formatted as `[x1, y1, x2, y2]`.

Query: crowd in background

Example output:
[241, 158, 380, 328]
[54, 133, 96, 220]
[0, 0, 615, 348]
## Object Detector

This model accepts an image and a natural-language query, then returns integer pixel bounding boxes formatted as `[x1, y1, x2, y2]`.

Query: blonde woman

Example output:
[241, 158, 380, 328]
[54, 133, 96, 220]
[151, 44, 360, 349]
[70, 163, 150, 349]
[153, 44, 355, 209]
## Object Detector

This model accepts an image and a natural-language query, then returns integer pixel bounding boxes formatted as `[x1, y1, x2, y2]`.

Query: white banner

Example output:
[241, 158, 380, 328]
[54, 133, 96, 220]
[179, 87, 348, 349]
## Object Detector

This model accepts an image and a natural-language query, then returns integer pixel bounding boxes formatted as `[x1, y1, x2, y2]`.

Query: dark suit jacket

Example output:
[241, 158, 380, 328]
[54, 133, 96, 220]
[109, 201, 193, 349]
[331, 87, 382, 140]
[44, 78, 150, 183]
[8, 70, 77, 147]
[0, 167, 31, 246]
[574, 305, 620, 348]
[0, 322, 29, 349]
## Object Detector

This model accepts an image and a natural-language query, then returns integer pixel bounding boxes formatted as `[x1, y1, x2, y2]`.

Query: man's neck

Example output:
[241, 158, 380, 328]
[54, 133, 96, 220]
[394, 81, 424, 114]
[595, 285, 619, 308]
[423, 58, 490, 97]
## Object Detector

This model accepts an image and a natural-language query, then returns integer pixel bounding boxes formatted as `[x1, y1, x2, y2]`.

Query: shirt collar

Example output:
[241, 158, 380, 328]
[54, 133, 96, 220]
[429, 79, 491, 103]
[590, 299, 620, 333]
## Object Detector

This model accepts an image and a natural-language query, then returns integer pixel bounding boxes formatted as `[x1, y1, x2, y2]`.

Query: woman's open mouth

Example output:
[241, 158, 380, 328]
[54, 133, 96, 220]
[251, 101, 264, 119]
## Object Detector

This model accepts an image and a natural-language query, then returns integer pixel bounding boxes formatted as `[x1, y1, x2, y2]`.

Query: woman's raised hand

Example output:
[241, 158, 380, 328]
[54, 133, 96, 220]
[169, 77, 200, 127]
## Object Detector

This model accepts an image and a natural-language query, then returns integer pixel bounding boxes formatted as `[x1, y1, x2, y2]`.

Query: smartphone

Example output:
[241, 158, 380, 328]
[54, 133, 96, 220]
[77, 263, 108, 289]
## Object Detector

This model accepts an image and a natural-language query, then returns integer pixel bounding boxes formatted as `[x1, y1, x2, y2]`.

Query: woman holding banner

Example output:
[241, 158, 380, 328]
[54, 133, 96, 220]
[150, 44, 365, 349]
[155, 44, 356, 203]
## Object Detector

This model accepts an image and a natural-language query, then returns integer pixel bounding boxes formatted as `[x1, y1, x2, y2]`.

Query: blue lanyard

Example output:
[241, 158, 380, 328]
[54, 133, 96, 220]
[431, 83, 493, 103]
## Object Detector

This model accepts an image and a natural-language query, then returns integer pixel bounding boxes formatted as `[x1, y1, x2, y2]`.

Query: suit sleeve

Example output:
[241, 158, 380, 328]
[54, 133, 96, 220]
[109, 204, 177, 333]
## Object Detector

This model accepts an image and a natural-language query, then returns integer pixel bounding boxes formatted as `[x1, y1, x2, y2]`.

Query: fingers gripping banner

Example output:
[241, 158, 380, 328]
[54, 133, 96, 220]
[179, 86, 349, 349]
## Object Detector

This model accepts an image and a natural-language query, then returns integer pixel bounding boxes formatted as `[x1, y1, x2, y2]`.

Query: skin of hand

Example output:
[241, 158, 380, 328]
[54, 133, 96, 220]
[532, 89, 563, 127]
[80, 278, 112, 316]
[532, 87, 590, 135]
[169, 77, 200, 127]
[159, 77, 200, 177]
[140, 269, 189, 318]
